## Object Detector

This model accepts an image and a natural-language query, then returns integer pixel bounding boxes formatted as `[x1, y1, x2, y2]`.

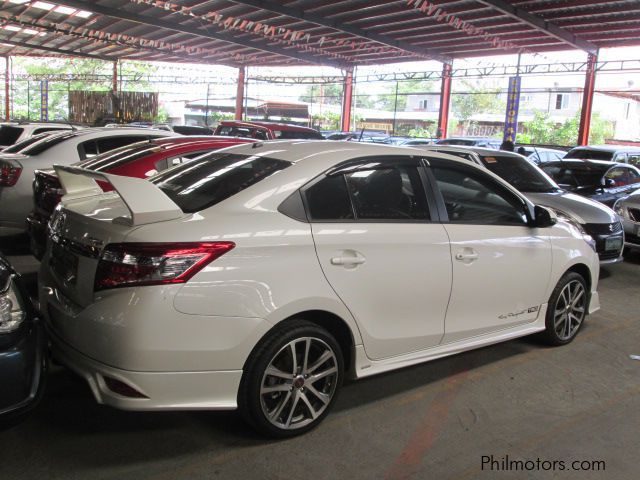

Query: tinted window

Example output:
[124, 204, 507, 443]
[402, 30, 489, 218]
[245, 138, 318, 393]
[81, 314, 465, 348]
[96, 136, 148, 153]
[216, 126, 254, 138]
[345, 166, 429, 220]
[18, 131, 78, 155]
[564, 148, 614, 161]
[78, 142, 157, 171]
[0, 125, 23, 146]
[305, 175, 354, 221]
[33, 127, 69, 135]
[541, 163, 609, 188]
[628, 154, 640, 166]
[2, 132, 52, 153]
[478, 154, 558, 193]
[432, 166, 528, 225]
[151, 153, 290, 213]
[274, 130, 324, 140]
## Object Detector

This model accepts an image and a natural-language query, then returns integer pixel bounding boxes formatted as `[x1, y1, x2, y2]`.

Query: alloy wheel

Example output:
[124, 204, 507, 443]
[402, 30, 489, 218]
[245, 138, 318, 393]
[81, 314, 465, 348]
[260, 337, 339, 430]
[553, 279, 586, 341]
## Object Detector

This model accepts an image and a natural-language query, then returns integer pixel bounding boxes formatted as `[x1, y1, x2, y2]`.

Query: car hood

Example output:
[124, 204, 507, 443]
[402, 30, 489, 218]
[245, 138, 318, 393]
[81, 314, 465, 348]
[525, 191, 617, 224]
[618, 189, 640, 208]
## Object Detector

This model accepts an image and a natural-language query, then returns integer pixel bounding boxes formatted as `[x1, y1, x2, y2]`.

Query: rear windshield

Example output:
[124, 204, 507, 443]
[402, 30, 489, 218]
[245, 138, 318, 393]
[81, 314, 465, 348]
[437, 139, 475, 146]
[273, 130, 324, 140]
[479, 154, 559, 193]
[19, 131, 79, 156]
[151, 152, 291, 213]
[541, 163, 608, 187]
[78, 142, 157, 171]
[0, 125, 24, 146]
[2, 132, 52, 153]
[564, 148, 614, 161]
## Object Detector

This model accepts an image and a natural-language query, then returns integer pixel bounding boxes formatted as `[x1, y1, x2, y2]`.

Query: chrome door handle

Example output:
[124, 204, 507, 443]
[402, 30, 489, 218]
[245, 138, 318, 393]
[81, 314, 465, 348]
[331, 256, 366, 266]
[455, 250, 479, 262]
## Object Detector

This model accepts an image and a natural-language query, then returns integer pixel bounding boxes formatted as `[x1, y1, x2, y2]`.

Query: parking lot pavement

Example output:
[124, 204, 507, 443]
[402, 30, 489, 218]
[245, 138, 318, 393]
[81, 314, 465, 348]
[1, 248, 639, 480]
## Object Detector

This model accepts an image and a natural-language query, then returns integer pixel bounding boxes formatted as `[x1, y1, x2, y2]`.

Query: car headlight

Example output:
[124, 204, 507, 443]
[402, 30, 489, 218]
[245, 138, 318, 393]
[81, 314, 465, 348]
[0, 277, 26, 333]
[548, 207, 597, 252]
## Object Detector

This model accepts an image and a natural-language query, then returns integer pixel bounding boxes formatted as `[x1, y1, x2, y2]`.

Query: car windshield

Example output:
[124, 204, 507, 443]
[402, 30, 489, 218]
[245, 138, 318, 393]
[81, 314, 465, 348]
[540, 163, 609, 188]
[151, 152, 291, 213]
[564, 148, 614, 161]
[479, 154, 559, 193]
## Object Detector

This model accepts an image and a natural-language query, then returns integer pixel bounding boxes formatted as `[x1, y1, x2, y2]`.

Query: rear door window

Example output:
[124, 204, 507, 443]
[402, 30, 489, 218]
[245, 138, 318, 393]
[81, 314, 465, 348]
[303, 159, 430, 222]
[151, 153, 290, 213]
[0, 125, 24, 146]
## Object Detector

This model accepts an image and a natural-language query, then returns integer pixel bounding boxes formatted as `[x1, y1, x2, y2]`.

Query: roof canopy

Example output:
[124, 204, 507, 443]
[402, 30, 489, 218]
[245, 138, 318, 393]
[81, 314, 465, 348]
[1, 0, 638, 67]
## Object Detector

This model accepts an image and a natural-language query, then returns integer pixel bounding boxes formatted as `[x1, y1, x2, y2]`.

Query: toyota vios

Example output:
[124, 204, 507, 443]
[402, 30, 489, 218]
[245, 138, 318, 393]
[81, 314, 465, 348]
[39, 141, 600, 437]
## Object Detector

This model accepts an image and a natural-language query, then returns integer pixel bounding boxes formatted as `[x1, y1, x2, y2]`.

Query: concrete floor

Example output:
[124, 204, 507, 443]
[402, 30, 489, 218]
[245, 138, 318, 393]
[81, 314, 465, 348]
[1, 242, 639, 480]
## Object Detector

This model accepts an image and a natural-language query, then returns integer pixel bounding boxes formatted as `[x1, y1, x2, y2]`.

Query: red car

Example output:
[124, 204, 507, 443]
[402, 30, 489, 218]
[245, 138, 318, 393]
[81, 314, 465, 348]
[27, 136, 255, 258]
[214, 120, 324, 140]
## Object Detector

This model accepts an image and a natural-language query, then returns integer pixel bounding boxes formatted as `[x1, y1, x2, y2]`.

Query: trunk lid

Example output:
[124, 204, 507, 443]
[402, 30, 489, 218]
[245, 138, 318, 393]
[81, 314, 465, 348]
[46, 165, 185, 308]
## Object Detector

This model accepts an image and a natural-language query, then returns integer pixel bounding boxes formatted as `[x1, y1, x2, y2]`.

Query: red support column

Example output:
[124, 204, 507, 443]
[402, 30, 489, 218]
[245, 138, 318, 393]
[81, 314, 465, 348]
[112, 60, 118, 93]
[341, 68, 353, 132]
[4, 56, 10, 121]
[235, 66, 245, 121]
[437, 63, 452, 139]
[578, 53, 598, 146]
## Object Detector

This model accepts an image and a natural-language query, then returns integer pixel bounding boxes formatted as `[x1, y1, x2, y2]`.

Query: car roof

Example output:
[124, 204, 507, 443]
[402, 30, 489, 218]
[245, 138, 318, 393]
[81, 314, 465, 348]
[568, 145, 640, 153]
[218, 120, 318, 132]
[543, 159, 624, 168]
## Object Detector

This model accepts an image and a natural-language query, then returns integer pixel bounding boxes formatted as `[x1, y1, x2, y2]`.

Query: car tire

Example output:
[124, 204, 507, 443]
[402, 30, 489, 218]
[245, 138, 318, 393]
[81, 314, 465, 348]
[238, 320, 344, 438]
[542, 272, 588, 346]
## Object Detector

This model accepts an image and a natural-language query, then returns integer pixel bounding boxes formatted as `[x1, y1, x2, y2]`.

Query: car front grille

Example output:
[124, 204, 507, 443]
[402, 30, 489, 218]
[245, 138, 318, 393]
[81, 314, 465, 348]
[583, 222, 623, 235]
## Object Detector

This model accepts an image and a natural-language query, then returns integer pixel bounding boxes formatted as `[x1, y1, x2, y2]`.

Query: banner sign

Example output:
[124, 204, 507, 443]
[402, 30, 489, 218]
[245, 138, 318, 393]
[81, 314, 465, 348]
[40, 79, 48, 121]
[503, 76, 521, 143]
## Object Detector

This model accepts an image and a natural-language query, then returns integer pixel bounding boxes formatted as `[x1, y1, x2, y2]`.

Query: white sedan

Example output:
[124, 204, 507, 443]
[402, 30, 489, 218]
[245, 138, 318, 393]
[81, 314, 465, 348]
[39, 141, 600, 437]
[0, 127, 175, 237]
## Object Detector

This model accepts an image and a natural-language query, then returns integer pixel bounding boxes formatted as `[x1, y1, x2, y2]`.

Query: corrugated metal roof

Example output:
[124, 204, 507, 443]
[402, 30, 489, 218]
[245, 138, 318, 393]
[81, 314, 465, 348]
[0, 1, 638, 67]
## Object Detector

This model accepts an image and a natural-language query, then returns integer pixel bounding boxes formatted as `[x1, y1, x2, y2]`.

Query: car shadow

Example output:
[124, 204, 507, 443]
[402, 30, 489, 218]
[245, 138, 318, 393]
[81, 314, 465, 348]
[8, 332, 543, 472]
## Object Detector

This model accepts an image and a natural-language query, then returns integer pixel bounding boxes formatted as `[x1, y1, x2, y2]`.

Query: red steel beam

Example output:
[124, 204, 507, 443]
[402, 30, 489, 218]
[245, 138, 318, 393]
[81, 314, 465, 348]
[235, 65, 245, 121]
[578, 53, 598, 146]
[112, 60, 118, 93]
[4, 56, 9, 121]
[437, 63, 452, 139]
[341, 68, 353, 132]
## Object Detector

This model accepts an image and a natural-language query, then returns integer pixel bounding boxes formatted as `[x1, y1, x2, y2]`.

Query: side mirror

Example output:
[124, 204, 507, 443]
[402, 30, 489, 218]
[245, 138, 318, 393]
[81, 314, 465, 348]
[602, 178, 616, 188]
[532, 205, 556, 228]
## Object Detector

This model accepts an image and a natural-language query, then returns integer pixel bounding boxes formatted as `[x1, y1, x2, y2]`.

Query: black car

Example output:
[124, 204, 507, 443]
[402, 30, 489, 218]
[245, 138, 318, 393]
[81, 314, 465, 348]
[541, 160, 640, 207]
[0, 253, 47, 424]
[564, 145, 640, 166]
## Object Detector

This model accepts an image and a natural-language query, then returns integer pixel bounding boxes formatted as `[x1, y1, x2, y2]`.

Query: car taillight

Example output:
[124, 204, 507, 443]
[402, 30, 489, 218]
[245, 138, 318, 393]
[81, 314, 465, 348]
[94, 242, 235, 291]
[0, 162, 22, 186]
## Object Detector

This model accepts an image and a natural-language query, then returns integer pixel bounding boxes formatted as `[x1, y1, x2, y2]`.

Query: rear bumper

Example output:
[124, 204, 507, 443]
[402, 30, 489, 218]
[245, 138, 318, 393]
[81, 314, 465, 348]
[49, 327, 242, 411]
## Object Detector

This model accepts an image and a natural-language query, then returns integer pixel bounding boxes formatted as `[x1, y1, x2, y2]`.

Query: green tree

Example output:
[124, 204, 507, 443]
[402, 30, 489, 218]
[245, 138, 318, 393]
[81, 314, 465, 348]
[522, 110, 614, 146]
[377, 79, 437, 111]
[452, 80, 505, 131]
[300, 83, 343, 105]
[11, 58, 158, 121]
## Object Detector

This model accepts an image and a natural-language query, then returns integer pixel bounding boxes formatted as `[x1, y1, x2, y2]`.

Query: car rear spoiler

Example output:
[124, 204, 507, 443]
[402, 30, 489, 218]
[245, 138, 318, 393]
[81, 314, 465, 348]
[53, 165, 183, 226]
